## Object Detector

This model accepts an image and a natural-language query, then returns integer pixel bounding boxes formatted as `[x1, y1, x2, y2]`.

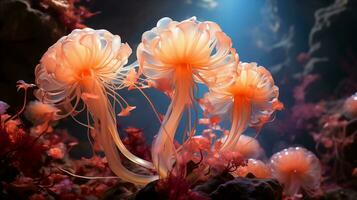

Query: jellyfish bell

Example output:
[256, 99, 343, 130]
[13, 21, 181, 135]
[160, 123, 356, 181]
[36, 29, 124, 113]
[137, 17, 237, 87]
[270, 147, 321, 197]
[343, 92, 357, 119]
[35, 28, 157, 185]
[234, 159, 271, 179]
[203, 62, 283, 152]
[220, 134, 264, 159]
[137, 16, 238, 177]
[24, 100, 59, 125]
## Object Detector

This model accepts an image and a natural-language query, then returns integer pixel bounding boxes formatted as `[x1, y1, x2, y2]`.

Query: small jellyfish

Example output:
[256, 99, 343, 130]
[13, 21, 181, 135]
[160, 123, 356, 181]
[35, 28, 157, 185]
[343, 92, 357, 119]
[137, 17, 238, 177]
[270, 147, 321, 197]
[24, 101, 59, 125]
[24, 100, 60, 134]
[220, 134, 264, 159]
[203, 62, 283, 152]
[234, 159, 271, 178]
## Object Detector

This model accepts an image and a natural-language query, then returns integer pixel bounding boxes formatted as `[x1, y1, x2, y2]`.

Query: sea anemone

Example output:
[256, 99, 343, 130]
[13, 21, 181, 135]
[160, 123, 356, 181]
[203, 62, 283, 152]
[137, 17, 238, 177]
[35, 28, 157, 185]
[269, 147, 321, 197]
[234, 159, 271, 178]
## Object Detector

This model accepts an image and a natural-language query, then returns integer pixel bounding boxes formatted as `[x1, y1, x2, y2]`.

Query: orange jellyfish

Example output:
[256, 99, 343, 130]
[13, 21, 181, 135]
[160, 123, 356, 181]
[35, 28, 157, 185]
[269, 147, 321, 197]
[137, 17, 238, 177]
[24, 100, 59, 125]
[234, 158, 271, 178]
[24, 100, 60, 134]
[203, 62, 283, 152]
[220, 134, 264, 159]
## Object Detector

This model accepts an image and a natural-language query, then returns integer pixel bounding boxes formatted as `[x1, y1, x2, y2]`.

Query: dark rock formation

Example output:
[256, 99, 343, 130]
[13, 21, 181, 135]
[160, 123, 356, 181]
[322, 188, 357, 200]
[0, 0, 65, 108]
[193, 173, 234, 195]
[102, 182, 138, 200]
[134, 180, 160, 200]
[209, 177, 283, 200]
[134, 174, 283, 200]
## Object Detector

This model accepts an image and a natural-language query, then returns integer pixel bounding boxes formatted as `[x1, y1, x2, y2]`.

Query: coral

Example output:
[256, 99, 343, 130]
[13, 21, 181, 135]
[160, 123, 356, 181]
[28, 0, 96, 30]
[123, 127, 152, 162]
[0, 105, 137, 200]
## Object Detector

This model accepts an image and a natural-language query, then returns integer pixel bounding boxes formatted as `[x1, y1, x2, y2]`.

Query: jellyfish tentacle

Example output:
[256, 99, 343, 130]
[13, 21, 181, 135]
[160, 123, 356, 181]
[81, 77, 158, 185]
[221, 97, 251, 151]
[153, 68, 194, 177]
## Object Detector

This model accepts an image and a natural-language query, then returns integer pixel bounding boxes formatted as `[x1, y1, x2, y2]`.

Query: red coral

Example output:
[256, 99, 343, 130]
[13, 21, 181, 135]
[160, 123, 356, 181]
[296, 52, 311, 65]
[122, 127, 152, 161]
[28, 0, 97, 30]
[156, 175, 209, 200]
[293, 74, 319, 103]
[0, 104, 123, 199]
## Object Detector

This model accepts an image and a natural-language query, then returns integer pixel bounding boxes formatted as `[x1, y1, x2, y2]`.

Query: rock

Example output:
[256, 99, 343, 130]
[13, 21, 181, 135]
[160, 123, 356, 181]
[323, 188, 357, 200]
[209, 177, 283, 200]
[134, 180, 159, 200]
[193, 172, 234, 195]
[102, 181, 138, 200]
[0, 0, 65, 107]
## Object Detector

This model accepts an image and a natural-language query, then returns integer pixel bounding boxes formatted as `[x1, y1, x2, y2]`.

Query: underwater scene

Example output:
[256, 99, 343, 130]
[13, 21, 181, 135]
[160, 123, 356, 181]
[0, 0, 356, 199]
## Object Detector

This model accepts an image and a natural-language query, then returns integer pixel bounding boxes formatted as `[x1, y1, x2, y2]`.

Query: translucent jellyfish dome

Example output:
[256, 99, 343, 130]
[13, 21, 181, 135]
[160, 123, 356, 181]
[270, 147, 321, 197]
[35, 28, 132, 118]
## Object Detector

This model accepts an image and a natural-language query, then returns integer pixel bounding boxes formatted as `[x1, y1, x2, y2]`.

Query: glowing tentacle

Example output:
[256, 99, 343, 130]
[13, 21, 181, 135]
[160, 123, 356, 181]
[152, 68, 193, 177]
[82, 78, 158, 185]
[220, 98, 251, 151]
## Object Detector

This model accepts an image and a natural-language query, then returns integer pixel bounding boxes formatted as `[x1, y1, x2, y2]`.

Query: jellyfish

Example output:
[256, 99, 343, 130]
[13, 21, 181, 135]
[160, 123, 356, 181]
[34, 28, 157, 185]
[24, 100, 60, 134]
[24, 100, 59, 125]
[269, 147, 321, 197]
[137, 17, 238, 177]
[234, 158, 271, 178]
[203, 62, 283, 152]
[220, 134, 264, 159]
[343, 92, 357, 119]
